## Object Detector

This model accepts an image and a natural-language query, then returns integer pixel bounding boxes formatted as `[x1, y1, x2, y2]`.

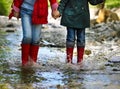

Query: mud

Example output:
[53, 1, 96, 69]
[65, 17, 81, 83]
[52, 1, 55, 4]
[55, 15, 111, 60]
[0, 23, 120, 89]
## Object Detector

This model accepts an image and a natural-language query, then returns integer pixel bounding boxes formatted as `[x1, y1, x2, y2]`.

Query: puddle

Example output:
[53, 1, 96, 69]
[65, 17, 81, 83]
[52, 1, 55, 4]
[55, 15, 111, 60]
[0, 27, 120, 89]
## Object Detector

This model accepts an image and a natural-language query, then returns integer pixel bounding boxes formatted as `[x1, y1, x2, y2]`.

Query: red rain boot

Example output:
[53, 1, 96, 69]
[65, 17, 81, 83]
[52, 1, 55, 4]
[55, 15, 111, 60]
[21, 44, 30, 66]
[77, 47, 84, 64]
[66, 47, 74, 63]
[29, 45, 39, 62]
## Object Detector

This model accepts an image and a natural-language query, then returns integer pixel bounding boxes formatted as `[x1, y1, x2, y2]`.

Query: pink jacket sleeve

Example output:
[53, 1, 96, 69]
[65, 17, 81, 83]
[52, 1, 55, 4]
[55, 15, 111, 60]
[9, 0, 23, 19]
[12, 0, 23, 12]
[49, 0, 59, 10]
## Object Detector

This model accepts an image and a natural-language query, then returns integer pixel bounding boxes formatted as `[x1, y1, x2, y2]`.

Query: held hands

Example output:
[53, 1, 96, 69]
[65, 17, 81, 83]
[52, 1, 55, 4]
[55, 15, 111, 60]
[13, 11, 19, 20]
[52, 9, 61, 19]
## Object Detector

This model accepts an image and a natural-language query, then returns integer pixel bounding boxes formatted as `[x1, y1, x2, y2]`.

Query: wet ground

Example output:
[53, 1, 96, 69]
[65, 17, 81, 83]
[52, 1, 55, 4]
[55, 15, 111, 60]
[0, 24, 120, 89]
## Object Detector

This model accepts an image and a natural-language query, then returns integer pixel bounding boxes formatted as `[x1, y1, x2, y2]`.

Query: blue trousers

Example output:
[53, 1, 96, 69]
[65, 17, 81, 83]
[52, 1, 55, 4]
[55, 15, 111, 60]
[20, 8, 42, 45]
[66, 27, 85, 47]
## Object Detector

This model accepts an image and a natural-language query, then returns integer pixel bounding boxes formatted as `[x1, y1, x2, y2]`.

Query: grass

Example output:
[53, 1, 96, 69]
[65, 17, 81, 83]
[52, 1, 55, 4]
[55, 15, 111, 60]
[0, 0, 12, 15]
[0, 0, 120, 16]
[105, 0, 120, 8]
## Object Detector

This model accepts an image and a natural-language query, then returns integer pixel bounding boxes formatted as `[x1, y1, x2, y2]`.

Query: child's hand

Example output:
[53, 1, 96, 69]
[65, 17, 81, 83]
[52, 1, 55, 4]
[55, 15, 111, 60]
[52, 9, 61, 19]
[13, 11, 19, 20]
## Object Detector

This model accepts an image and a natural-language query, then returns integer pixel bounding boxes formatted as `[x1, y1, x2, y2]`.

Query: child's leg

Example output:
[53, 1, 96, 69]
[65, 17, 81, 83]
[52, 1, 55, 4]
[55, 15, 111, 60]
[77, 28, 85, 64]
[20, 9, 33, 67]
[66, 27, 76, 63]
[21, 44, 30, 66]
[29, 25, 42, 66]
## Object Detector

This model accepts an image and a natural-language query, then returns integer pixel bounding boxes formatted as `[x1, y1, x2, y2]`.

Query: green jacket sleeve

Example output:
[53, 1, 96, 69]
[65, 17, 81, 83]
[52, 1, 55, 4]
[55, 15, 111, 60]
[88, 0, 104, 5]
[58, 0, 69, 15]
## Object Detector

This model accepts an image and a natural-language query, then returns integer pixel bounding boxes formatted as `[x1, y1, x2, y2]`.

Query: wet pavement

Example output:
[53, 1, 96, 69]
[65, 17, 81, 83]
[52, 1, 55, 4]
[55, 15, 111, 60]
[0, 23, 120, 89]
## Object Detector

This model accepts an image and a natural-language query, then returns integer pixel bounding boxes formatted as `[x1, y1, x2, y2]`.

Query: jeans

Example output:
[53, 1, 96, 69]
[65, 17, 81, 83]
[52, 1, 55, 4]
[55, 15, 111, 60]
[20, 8, 42, 45]
[66, 27, 85, 47]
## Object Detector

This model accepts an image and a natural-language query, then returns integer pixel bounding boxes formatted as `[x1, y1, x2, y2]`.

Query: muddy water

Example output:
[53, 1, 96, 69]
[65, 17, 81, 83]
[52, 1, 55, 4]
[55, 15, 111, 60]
[0, 28, 120, 89]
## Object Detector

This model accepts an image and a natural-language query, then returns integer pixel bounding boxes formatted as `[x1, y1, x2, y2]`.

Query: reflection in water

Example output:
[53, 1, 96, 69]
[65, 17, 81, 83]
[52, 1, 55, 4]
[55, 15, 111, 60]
[0, 26, 120, 88]
[62, 67, 84, 88]
[20, 68, 36, 84]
